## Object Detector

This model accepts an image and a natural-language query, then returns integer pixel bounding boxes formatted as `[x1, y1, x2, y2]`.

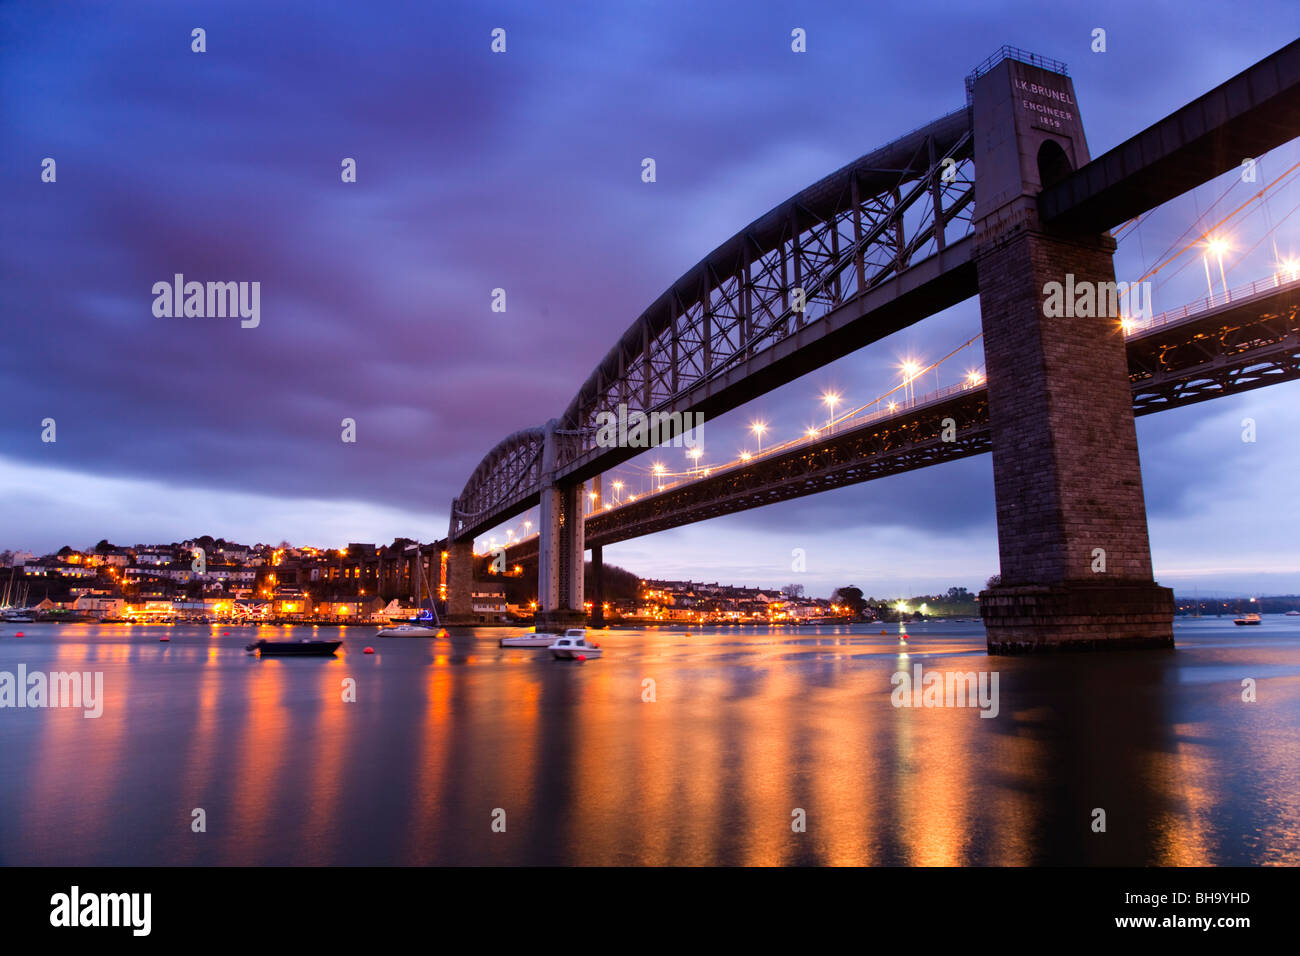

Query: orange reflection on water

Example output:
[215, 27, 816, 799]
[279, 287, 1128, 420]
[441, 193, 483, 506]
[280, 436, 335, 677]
[295, 653, 351, 864]
[221, 653, 288, 865]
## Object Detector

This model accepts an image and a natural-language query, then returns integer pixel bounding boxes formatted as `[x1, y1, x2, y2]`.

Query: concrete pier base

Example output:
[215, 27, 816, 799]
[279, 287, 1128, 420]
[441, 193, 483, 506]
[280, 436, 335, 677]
[534, 608, 587, 632]
[981, 582, 1174, 653]
[443, 538, 477, 626]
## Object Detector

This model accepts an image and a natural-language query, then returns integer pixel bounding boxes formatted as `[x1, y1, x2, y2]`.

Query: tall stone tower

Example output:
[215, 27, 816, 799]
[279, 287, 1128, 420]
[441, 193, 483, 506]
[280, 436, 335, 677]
[969, 50, 1174, 652]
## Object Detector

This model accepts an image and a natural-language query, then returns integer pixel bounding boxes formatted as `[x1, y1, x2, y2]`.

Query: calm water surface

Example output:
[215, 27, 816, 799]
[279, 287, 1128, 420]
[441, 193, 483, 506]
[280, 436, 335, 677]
[1, 617, 1298, 865]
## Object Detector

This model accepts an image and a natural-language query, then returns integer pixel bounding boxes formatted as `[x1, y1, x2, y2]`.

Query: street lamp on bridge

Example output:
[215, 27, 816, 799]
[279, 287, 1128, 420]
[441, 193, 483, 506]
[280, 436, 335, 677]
[822, 391, 840, 430]
[750, 421, 767, 453]
[1204, 235, 1230, 304]
[900, 359, 921, 406]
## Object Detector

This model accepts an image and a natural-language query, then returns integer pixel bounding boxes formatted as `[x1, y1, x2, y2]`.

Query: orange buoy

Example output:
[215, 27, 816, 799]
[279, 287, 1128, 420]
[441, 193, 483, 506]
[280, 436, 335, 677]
[438, 629, 448, 638]
[880, 629, 887, 635]
[576, 654, 587, 661]
[14, 631, 23, 638]
[363, 646, 375, 654]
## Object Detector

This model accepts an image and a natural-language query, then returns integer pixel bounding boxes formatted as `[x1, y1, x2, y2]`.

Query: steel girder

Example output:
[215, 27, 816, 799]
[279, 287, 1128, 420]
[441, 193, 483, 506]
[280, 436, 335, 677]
[1128, 291, 1300, 414]
[499, 295, 1300, 559]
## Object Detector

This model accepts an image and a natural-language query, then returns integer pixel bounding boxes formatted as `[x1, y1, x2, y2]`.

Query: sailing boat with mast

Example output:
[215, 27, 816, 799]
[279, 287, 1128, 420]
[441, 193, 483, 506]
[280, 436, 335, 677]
[1, 574, 34, 622]
[377, 542, 445, 637]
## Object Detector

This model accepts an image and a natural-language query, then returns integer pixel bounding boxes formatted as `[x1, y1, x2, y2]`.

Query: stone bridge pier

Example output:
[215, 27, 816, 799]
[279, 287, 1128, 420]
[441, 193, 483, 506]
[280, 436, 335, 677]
[443, 537, 476, 625]
[535, 420, 587, 632]
[970, 53, 1173, 652]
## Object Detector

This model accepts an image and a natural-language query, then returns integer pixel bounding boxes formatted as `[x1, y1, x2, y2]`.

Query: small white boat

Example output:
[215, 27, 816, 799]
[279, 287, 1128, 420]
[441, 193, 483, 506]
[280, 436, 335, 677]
[377, 624, 443, 637]
[1286, 611, 1300, 617]
[500, 629, 559, 648]
[549, 629, 602, 660]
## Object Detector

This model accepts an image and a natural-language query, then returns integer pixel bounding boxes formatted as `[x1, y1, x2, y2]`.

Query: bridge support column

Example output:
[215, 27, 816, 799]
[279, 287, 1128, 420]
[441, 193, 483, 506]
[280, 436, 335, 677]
[536, 482, 586, 632]
[970, 53, 1173, 653]
[590, 544, 604, 627]
[535, 421, 587, 631]
[444, 537, 476, 625]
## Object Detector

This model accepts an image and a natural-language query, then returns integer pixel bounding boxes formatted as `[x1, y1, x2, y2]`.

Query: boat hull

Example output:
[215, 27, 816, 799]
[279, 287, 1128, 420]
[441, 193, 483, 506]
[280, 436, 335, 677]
[500, 634, 557, 647]
[248, 640, 342, 656]
[377, 626, 440, 637]
[550, 648, 603, 660]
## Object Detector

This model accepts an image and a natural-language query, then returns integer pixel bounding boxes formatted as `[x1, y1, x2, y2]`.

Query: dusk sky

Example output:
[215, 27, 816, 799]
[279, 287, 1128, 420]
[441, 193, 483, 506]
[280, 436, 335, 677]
[4, 1, 1298, 598]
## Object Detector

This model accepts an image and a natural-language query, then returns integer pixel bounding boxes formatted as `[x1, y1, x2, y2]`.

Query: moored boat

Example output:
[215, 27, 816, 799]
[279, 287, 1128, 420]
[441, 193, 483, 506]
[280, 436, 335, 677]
[246, 638, 342, 656]
[501, 629, 560, 648]
[378, 540, 445, 638]
[1233, 613, 1262, 626]
[377, 624, 442, 637]
[549, 629, 602, 660]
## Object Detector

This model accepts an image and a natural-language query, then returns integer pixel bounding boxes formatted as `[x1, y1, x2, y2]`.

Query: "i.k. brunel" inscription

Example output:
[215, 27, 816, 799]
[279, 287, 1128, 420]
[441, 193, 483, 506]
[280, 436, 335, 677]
[1015, 77, 1075, 130]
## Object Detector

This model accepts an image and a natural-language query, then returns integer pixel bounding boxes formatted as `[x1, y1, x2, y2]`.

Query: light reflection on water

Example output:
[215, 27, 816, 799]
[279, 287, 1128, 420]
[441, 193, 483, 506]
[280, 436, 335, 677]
[0, 617, 1297, 865]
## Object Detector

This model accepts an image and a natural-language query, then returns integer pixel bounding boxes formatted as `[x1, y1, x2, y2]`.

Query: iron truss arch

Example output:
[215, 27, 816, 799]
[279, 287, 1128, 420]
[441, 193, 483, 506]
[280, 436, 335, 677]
[453, 107, 978, 538]
[450, 426, 546, 537]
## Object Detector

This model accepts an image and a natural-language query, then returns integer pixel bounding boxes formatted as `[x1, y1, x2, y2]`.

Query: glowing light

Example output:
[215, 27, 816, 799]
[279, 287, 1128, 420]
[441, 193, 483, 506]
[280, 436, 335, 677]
[652, 463, 665, 474]
[806, 427, 818, 438]
[740, 451, 752, 461]
[967, 369, 984, 386]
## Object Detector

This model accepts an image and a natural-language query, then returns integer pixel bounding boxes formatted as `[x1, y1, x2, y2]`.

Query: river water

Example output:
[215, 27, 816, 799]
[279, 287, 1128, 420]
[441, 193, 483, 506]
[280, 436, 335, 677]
[1, 617, 1297, 865]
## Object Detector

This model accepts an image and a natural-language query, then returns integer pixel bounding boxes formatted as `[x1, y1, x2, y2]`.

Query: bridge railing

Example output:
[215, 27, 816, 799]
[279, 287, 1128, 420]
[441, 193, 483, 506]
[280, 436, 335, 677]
[1132, 271, 1300, 335]
[613, 378, 986, 505]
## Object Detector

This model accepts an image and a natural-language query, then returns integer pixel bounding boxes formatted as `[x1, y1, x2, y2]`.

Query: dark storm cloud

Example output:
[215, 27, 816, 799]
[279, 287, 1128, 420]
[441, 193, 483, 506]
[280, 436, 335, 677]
[1, 0, 1296, 574]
